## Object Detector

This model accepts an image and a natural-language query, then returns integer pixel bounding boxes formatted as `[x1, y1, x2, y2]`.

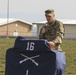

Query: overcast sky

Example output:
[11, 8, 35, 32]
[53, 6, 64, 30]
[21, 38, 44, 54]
[0, 0, 76, 22]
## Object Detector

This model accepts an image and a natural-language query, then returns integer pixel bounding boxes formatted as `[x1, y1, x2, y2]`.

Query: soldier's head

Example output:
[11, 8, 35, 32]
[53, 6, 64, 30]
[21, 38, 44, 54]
[45, 9, 55, 23]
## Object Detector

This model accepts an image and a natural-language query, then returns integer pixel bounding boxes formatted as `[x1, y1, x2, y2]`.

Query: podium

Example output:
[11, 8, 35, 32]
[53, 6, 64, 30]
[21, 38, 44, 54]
[5, 37, 66, 75]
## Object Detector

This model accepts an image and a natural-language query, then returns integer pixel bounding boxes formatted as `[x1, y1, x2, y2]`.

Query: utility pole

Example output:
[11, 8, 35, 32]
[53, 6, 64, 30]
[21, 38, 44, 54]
[7, 0, 9, 38]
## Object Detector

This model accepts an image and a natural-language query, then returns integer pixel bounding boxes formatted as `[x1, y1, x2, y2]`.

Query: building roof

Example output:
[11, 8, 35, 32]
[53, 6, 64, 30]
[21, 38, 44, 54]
[58, 19, 76, 24]
[33, 19, 76, 25]
[0, 18, 33, 26]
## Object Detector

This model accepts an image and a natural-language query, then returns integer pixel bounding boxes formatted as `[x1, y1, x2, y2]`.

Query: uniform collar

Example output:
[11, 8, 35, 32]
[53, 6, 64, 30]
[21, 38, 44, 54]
[46, 20, 56, 26]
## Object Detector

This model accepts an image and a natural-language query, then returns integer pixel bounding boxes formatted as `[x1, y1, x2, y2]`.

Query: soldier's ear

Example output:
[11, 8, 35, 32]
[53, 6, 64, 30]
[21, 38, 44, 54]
[53, 14, 55, 17]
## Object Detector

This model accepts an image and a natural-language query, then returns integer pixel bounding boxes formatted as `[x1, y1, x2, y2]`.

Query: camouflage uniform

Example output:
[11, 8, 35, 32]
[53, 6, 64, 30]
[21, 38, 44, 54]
[39, 20, 65, 51]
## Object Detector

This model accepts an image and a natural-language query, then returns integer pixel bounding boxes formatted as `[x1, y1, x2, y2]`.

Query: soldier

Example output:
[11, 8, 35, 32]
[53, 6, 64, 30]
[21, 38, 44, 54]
[39, 9, 65, 51]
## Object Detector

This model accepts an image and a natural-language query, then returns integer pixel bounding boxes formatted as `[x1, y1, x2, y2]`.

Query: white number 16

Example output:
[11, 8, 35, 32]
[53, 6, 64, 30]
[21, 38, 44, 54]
[26, 42, 35, 51]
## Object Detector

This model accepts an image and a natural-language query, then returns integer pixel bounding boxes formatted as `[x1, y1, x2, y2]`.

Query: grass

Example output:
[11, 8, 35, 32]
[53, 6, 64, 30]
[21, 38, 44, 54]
[62, 40, 76, 75]
[0, 38, 76, 75]
[0, 38, 16, 75]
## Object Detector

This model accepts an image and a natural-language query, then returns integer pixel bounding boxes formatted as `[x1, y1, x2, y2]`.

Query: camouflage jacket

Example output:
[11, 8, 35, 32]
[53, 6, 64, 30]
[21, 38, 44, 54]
[39, 20, 65, 51]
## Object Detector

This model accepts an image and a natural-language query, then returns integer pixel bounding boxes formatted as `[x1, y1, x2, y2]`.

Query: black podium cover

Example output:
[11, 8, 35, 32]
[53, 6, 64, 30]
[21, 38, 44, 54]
[5, 37, 66, 75]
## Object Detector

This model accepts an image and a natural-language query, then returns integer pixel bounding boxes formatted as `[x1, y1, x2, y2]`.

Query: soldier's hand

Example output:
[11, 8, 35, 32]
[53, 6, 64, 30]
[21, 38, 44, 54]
[42, 28, 46, 33]
[48, 42, 56, 50]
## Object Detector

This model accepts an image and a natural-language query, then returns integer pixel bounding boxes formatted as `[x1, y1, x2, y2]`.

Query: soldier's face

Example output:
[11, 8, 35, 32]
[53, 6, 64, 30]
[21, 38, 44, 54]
[46, 15, 54, 23]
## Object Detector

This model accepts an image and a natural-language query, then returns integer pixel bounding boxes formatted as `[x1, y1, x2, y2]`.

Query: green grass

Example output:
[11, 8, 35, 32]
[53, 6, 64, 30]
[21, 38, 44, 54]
[0, 38, 16, 75]
[0, 38, 76, 75]
[62, 40, 76, 75]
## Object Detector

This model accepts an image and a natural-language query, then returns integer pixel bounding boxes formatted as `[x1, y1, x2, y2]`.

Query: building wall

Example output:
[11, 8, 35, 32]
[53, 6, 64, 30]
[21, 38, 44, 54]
[0, 21, 32, 36]
[35, 25, 42, 38]
[64, 25, 76, 39]
[36, 25, 43, 36]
